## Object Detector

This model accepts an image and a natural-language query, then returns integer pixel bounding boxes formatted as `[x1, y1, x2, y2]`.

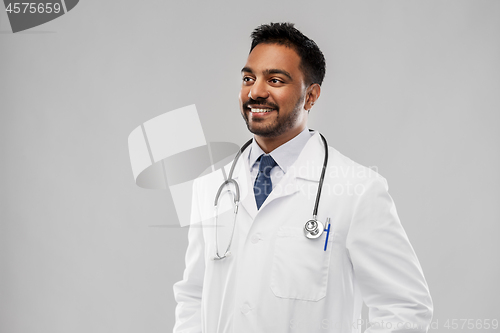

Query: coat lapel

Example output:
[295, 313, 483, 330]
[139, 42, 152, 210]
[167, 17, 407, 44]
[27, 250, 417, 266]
[231, 147, 257, 220]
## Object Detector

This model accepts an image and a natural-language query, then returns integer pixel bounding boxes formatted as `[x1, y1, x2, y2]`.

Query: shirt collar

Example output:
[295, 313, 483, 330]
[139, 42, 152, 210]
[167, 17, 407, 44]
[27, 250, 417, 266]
[248, 127, 314, 174]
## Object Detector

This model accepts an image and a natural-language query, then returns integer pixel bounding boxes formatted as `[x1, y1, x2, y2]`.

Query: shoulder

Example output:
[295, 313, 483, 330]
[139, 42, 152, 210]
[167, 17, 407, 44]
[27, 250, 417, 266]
[326, 145, 387, 188]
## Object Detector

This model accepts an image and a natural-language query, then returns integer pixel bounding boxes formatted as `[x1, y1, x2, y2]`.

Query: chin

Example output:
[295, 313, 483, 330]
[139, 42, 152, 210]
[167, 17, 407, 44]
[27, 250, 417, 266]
[247, 124, 279, 138]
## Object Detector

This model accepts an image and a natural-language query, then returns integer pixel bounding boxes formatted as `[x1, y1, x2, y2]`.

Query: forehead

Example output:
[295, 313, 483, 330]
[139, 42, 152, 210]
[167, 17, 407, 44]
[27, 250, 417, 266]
[245, 43, 303, 76]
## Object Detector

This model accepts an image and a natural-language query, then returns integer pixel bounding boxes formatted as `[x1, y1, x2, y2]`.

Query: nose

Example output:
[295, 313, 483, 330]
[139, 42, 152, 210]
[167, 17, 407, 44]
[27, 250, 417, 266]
[248, 79, 269, 100]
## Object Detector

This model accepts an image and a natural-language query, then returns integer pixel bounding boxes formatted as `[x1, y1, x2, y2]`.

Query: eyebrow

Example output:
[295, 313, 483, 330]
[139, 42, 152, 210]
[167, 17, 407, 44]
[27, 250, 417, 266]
[241, 67, 293, 81]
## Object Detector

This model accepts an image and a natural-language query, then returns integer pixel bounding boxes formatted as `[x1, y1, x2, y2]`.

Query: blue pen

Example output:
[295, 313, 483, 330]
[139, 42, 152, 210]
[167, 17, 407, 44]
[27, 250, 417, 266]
[324, 218, 331, 251]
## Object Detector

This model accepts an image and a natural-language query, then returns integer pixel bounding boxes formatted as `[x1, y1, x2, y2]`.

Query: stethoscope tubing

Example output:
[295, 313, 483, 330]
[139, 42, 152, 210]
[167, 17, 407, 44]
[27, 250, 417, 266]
[213, 138, 252, 207]
[313, 133, 329, 219]
[213, 130, 328, 259]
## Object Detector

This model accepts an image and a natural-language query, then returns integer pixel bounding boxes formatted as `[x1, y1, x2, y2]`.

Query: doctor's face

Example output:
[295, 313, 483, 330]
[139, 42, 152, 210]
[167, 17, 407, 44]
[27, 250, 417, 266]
[239, 43, 310, 144]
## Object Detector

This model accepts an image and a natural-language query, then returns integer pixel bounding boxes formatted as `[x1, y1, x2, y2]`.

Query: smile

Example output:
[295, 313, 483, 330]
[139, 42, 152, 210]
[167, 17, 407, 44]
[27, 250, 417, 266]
[250, 108, 275, 113]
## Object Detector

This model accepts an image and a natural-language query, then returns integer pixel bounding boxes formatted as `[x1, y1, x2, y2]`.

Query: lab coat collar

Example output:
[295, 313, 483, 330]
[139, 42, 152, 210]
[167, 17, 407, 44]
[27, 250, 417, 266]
[284, 130, 325, 182]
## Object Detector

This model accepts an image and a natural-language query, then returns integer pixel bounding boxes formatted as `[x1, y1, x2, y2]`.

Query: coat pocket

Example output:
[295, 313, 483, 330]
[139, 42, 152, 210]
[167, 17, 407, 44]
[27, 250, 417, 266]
[270, 226, 334, 301]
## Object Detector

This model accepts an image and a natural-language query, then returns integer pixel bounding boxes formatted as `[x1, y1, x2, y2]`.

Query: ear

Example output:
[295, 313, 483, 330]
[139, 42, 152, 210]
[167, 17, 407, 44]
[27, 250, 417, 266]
[304, 83, 321, 111]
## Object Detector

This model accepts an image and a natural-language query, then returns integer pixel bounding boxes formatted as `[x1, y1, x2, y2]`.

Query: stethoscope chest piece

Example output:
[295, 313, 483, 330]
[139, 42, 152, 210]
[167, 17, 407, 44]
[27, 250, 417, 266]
[303, 219, 325, 239]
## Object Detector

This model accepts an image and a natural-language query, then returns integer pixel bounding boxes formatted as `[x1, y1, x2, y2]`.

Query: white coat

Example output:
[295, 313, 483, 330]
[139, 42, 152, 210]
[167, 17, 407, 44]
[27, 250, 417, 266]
[173, 131, 433, 333]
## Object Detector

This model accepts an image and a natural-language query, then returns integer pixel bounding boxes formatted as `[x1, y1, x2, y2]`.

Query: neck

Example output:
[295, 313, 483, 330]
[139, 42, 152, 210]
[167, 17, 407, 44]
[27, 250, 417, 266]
[254, 127, 306, 153]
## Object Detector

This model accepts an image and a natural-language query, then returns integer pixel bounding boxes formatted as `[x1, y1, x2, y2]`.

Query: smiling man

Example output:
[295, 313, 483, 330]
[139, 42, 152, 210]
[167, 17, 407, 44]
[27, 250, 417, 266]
[173, 23, 433, 333]
[239, 40, 320, 153]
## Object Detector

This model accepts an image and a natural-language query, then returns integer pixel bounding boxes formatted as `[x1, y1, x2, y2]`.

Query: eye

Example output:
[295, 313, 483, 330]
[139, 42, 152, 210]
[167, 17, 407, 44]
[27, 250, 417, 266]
[269, 78, 284, 84]
[242, 76, 254, 84]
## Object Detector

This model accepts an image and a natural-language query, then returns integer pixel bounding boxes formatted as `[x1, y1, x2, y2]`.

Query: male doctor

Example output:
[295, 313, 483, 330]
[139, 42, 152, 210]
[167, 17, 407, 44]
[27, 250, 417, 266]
[173, 23, 433, 332]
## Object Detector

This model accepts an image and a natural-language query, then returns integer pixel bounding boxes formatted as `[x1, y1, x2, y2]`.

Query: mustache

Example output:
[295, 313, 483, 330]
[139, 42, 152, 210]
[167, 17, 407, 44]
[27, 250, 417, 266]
[243, 98, 279, 110]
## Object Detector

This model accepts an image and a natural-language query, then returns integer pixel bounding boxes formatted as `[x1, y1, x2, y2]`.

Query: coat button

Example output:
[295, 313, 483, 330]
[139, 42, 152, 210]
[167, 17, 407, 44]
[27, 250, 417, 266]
[241, 304, 251, 314]
[251, 235, 260, 244]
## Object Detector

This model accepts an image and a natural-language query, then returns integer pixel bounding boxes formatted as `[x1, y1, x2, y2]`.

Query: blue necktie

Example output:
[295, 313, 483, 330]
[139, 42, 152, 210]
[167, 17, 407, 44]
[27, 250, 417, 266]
[254, 155, 277, 210]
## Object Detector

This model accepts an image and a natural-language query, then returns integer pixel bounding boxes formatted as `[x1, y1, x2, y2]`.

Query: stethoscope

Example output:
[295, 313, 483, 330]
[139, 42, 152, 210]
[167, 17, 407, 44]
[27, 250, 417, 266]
[212, 130, 329, 260]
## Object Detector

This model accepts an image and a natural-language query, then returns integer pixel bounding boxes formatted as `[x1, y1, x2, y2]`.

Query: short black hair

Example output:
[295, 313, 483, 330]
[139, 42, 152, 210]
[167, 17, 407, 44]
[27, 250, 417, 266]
[250, 22, 326, 86]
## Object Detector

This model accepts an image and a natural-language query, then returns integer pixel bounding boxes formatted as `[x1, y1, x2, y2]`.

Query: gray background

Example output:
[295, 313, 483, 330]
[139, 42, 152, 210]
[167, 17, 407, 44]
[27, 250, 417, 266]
[1, 1, 499, 332]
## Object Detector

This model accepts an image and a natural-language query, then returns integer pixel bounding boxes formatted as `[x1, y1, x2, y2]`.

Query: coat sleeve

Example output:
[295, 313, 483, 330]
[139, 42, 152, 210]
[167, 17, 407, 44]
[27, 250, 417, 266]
[346, 177, 433, 333]
[173, 180, 206, 333]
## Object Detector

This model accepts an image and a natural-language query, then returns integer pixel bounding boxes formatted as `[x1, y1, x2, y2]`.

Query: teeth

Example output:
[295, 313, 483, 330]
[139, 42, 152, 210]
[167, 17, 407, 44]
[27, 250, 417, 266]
[250, 108, 274, 113]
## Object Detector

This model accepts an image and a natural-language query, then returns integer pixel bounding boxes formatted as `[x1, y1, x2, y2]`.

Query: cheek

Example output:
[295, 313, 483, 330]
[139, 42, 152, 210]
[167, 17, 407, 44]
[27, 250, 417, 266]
[274, 90, 297, 107]
[239, 87, 249, 102]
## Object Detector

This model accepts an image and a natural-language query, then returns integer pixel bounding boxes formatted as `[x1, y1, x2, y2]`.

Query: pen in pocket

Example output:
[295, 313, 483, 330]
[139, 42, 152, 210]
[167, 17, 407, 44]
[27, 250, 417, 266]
[324, 218, 331, 251]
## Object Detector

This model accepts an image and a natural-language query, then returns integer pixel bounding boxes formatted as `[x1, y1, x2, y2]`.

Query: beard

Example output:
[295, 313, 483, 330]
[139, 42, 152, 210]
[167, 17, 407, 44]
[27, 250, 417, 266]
[241, 94, 305, 138]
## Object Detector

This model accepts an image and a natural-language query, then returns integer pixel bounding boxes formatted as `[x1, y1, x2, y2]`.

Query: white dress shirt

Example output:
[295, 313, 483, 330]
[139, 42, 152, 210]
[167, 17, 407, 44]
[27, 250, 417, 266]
[248, 127, 314, 191]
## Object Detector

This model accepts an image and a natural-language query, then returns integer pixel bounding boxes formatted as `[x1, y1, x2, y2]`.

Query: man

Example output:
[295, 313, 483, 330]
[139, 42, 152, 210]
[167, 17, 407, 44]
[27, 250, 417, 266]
[173, 23, 433, 332]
